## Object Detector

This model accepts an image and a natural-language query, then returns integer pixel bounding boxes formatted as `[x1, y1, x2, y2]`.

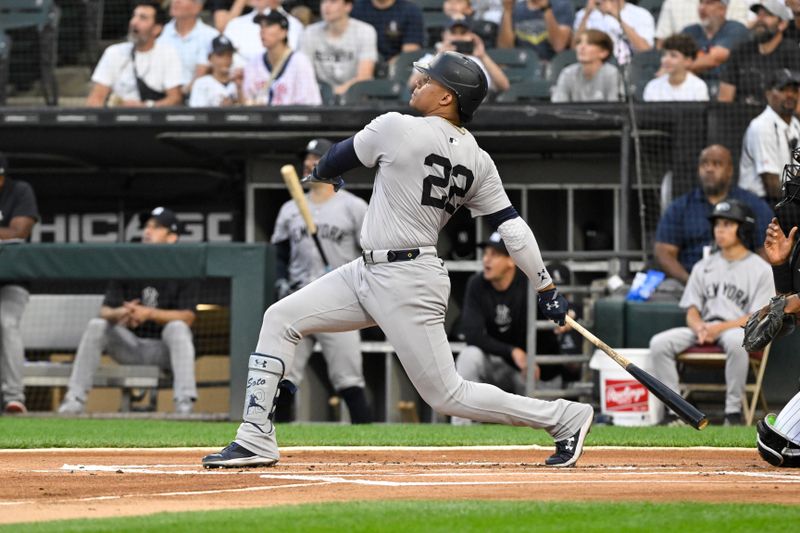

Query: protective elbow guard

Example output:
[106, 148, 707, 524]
[243, 353, 285, 433]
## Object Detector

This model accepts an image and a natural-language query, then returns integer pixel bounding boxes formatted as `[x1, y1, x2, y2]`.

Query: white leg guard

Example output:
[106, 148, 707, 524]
[243, 353, 285, 434]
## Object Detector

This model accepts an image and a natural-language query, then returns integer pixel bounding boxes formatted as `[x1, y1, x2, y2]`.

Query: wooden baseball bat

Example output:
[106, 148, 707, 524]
[280, 164, 330, 268]
[565, 315, 708, 430]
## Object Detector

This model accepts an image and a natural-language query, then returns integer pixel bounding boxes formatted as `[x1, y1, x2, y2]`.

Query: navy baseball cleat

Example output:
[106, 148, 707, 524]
[545, 405, 594, 467]
[202, 442, 278, 469]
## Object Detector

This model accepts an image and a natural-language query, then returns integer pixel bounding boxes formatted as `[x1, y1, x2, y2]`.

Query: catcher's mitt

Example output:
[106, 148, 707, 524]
[743, 295, 796, 352]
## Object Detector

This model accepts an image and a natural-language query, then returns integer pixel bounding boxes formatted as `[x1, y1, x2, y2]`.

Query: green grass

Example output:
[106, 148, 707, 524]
[2, 500, 796, 533]
[0, 418, 757, 448]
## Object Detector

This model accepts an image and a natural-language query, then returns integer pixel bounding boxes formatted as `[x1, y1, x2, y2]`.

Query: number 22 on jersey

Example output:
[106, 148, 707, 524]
[421, 153, 474, 214]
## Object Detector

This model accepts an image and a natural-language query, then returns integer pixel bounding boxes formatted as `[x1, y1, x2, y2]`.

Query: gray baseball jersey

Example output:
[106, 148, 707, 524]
[354, 112, 511, 250]
[272, 189, 368, 288]
[680, 251, 774, 320]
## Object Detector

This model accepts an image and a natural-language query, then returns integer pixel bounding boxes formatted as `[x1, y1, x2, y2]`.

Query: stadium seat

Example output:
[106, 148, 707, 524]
[391, 48, 430, 83]
[548, 49, 577, 84]
[424, 11, 450, 47]
[0, 0, 60, 106]
[629, 48, 661, 101]
[341, 79, 404, 105]
[486, 48, 541, 83]
[638, 0, 664, 20]
[414, 0, 444, 12]
[676, 343, 771, 425]
[318, 81, 335, 105]
[495, 79, 552, 103]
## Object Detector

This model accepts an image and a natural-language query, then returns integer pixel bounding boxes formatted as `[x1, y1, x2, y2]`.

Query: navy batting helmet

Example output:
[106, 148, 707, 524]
[413, 51, 488, 123]
[708, 199, 756, 250]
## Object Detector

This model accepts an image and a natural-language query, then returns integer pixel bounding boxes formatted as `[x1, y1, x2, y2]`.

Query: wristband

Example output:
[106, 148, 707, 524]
[773, 262, 793, 294]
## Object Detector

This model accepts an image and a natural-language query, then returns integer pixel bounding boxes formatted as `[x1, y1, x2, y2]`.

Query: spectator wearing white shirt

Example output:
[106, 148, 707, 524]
[189, 35, 240, 107]
[655, 0, 751, 47]
[159, 0, 219, 92]
[643, 34, 710, 101]
[574, 0, 654, 64]
[242, 11, 322, 105]
[86, 1, 183, 108]
[224, 0, 304, 67]
[739, 69, 800, 201]
[301, 0, 378, 97]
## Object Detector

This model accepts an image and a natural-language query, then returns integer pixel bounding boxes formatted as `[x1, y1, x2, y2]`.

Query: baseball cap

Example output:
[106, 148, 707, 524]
[548, 261, 573, 286]
[140, 206, 181, 234]
[749, 0, 793, 20]
[767, 68, 800, 90]
[304, 138, 333, 157]
[210, 34, 236, 55]
[478, 232, 508, 255]
[447, 17, 471, 31]
[254, 10, 289, 29]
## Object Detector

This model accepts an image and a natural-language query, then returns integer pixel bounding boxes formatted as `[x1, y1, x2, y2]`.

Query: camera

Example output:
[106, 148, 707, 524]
[453, 40, 474, 55]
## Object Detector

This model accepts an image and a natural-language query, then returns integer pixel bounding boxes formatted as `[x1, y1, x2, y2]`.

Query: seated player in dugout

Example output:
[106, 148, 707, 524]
[271, 138, 372, 424]
[58, 208, 199, 415]
[749, 147, 800, 467]
[649, 199, 774, 426]
[451, 233, 581, 425]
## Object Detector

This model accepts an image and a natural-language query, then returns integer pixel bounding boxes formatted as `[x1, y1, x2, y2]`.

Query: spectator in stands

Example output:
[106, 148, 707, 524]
[408, 19, 510, 94]
[86, 1, 183, 108]
[350, 0, 424, 63]
[451, 233, 580, 425]
[739, 69, 800, 202]
[649, 199, 773, 426]
[497, 0, 574, 62]
[242, 11, 322, 105]
[58, 207, 199, 416]
[159, 0, 219, 94]
[189, 35, 240, 106]
[654, 144, 773, 285]
[0, 153, 39, 415]
[574, 0, 655, 64]
[785, 0, 800, 45]
[301, 0, 378, 97]
[209, 0, 251, 32]
[718, 0, 799, 105]
[655, 0, 750, 48]
[224, 0, 304, 66]
[681, 0, 749, 90]
[551, 29, 622, 102]
[643, 34, 709, 101]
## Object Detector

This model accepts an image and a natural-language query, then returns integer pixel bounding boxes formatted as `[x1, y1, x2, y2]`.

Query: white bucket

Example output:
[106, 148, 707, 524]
[589, 348, 664, 426]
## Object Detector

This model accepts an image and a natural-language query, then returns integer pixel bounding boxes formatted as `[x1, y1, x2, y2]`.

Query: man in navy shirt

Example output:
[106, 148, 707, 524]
[682, 0, 749, 87]
[351, 0, 424, 62]
[654, 144, 773, 285]
[498, 0, 574, 62]
[0, 153, 39, 414]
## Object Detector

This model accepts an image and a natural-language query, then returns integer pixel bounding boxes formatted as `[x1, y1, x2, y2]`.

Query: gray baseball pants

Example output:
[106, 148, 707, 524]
[288, 330, 365, 391]
[0, 285, 30, 405]
[235, 256, 590, 458]
[64, 318, 197, 404]
[649, 326, 747, 416]
[451, 346, 525, 425]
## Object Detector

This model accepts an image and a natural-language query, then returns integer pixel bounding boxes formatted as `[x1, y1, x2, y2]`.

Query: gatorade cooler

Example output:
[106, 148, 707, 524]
[589, 348, 664, 426]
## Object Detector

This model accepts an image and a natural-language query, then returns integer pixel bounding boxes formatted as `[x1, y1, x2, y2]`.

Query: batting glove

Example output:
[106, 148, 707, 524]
[302, 166, 345, 192]
[538, 288, 568, 326]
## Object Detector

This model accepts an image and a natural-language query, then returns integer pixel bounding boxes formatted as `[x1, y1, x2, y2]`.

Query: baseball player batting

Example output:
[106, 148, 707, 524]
[272, 138, 371, 423]
[203, 51, 594, 469]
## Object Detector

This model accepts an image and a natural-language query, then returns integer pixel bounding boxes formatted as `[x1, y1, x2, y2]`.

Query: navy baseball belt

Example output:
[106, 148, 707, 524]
[361, 246, 437, 264]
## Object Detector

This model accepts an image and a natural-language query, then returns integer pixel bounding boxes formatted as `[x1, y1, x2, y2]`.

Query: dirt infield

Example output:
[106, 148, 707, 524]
[1, 446, 799, 525]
